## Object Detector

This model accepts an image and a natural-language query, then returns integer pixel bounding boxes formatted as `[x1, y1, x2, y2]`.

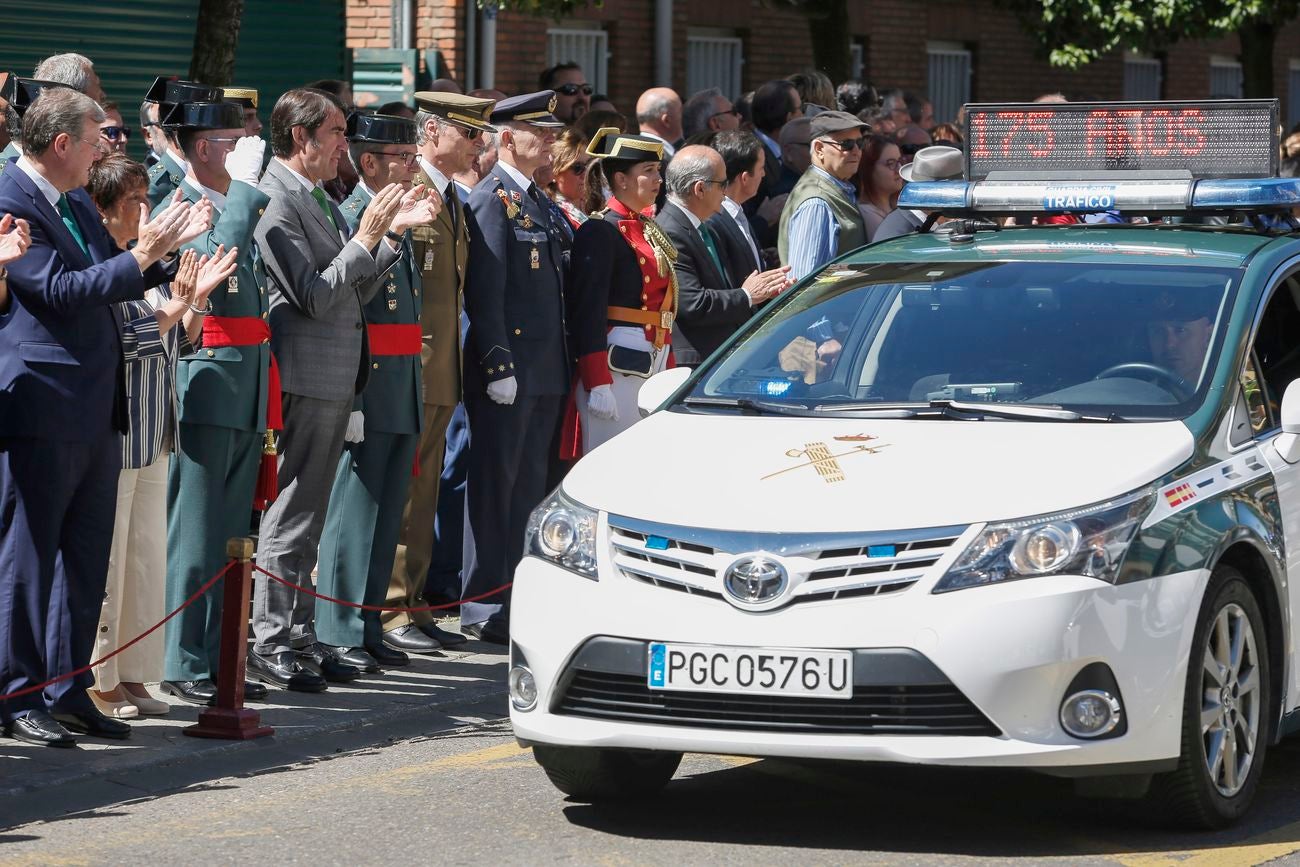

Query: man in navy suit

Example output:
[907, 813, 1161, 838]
[0, 87, 192, 747]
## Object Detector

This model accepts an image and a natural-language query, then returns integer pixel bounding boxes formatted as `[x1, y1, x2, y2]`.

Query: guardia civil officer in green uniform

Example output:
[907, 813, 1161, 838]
[0, 76, 73, 174]
[157, 95, 275, 706]
[315, 112, 429, 670]
[143, 77, 220, 208]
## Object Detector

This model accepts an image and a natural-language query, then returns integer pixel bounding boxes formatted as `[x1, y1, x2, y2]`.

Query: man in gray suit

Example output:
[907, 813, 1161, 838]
[250, 88, 440, 692]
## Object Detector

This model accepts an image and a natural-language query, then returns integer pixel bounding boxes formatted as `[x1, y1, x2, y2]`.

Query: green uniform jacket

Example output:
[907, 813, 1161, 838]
[340, 184, 423, 434]
[0, 141, 19, 177]
[147, 148, 186, 208]
[170, 179, 273, 432]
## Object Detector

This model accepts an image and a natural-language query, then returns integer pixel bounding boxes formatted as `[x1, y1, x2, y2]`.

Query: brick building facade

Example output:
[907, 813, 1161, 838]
[345, 0, 1300, 128]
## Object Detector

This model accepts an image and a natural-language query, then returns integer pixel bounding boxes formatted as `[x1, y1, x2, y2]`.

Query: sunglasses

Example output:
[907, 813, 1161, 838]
[819, 137, 866, 152]
[555, 83, 593, 97]
[568, 161, 591, 175]
[100, 125, 131, 141]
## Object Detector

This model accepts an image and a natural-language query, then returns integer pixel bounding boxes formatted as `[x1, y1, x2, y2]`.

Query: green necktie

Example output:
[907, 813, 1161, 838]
[311, 186, 337, 231]
[699, 224, 725, 280]
[56, 194, 89, 258]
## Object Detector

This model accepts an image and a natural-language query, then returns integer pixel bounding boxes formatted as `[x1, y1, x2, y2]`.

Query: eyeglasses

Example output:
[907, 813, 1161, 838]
[554, 83, 593, 97]
[880, 158, 901, 170]
[100, 126, 131, 142]
[710, 108, 741, 121]
[201, 136, 241, 145]
[568, 161, 591, 175]
[818, 137, 866, 152]
[701, 178, 728, 188]
[373, 151, 419, 167]
[77, 136, 109, 155]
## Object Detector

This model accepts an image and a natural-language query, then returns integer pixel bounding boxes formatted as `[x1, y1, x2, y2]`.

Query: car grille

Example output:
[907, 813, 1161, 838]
[555, 670, 999, 736]
[607, 520, 964, 607]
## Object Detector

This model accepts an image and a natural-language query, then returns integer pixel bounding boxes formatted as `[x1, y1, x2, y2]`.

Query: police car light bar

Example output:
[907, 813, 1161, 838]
[897, 176, 1300, 213]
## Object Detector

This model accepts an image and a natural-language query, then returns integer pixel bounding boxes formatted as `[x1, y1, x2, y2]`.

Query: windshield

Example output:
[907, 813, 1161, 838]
[687, 260, 1239, 421]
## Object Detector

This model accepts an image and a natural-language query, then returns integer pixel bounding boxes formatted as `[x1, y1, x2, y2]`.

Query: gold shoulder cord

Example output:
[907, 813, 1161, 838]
[640, 215, 679, 330]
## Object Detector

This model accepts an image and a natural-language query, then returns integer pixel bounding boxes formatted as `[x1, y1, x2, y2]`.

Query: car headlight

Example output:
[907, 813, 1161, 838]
[525, 489, 599, 580]
[933, 486, 1156, 592]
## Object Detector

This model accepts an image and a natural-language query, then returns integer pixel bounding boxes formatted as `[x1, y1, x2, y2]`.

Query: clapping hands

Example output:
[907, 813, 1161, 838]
[132, 191, 195, 269]
[389, 183, 442, 234]
[0, 213, 31, 267]
[172, 245, 240, 309]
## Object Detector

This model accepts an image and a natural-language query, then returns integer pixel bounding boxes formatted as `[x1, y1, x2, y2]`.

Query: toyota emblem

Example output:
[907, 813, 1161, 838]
[723, 555, 788, 606]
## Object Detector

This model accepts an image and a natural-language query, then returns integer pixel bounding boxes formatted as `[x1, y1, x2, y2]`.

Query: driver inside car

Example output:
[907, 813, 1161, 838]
[1146, 290, 1216, 386]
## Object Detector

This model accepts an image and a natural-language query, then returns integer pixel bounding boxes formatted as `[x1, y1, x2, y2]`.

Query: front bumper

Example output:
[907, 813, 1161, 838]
[509, 555, 1209, 770]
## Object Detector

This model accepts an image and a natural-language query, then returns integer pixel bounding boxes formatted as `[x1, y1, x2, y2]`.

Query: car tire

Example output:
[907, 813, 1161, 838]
[1144, 565, 1271, 829]
[532, 744, 683, 801]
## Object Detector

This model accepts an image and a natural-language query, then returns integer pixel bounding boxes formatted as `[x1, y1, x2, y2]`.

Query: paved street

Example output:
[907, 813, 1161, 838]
[8, 685, 1300, 866]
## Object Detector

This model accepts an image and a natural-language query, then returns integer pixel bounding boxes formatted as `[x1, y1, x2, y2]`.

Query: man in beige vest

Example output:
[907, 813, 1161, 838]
[777, 110, 869, 280]
[384, 92, 497, 653]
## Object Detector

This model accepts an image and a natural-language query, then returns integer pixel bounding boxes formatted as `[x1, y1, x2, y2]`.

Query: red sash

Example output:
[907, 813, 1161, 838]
[367, 323, 422, 355]
[201, 316, 282, 430]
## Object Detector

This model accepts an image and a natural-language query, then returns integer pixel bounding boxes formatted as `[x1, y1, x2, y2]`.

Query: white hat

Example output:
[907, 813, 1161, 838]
[899, 146, 964, 183]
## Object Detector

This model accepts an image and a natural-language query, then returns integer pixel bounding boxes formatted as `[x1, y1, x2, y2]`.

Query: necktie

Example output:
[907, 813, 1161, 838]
[699, 224, 725, 280]
[310, 186, 337, 231]
[57, 194, 90, 258]
[445, 182, 460, 234]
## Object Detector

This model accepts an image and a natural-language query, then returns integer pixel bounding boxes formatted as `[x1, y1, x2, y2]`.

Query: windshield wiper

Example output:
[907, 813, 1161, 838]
[681, 396, 812, 416]
[812, 399, 1110, 422]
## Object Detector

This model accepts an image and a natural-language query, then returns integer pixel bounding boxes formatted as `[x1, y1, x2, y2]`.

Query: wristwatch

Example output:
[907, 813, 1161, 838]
[384, 230, 404, 244]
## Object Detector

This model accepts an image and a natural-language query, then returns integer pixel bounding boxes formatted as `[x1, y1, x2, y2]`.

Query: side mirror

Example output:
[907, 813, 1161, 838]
[637, 366, 692, 418]
[1274, 380, 1300, 464]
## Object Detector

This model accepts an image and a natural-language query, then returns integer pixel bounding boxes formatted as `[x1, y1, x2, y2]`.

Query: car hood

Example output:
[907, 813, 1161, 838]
[561, 412, 1196, 533]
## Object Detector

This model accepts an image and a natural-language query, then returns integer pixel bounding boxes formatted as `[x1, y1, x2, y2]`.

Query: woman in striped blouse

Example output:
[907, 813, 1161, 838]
[85, 155, 236, 719]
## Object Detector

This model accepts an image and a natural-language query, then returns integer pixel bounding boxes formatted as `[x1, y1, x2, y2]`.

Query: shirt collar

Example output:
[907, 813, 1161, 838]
[495, 158, 533, 193]
[754, 129, 780, 156]
[722, 196, 744, 218]
[639, 130, 675, 157]
[14, 156, 61, 207]
[670, 198, 703, 230]
[809, 164, 857, 196]
[183, 176, 227, 211]
[418, 156, 452, 195]
[275, 157, 318, 193]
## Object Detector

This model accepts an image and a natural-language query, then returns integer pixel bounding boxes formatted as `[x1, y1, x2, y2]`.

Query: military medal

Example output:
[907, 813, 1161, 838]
[530, 246, 540, 270]
[496, 188, 520, 219]
[228, 275, 239, 294]
[387, 299, 398, 311]
[522, 214, 533, 229]
[423, 247, 435, 271]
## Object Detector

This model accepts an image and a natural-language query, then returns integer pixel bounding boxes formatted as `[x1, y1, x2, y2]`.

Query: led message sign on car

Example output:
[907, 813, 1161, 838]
[964, 101, 1278, 181]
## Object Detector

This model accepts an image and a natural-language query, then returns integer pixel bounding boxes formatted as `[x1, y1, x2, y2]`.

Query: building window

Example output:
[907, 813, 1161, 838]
[1123, 52, 1163, 101]
[927, 41, 971, 127]
[1210, 56, 1243, 99]
[1289, 60, 1300, 128]
[850, 42, 865, 81]
[686, 30, 744, 101]
[547, 27, 608, 95]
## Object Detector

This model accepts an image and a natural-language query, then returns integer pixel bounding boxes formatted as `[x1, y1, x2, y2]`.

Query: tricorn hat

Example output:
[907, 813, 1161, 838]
[144, 76, 223, 108]
[1, 75, 72, 116]
[346, 111, 417, 144]
[161, 100, 245, 132]
[222, 87, 258, 109]
[586, 127, 664, 163]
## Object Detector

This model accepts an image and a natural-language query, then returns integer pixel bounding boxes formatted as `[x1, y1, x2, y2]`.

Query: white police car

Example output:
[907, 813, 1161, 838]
[509, 99, 1300, 828]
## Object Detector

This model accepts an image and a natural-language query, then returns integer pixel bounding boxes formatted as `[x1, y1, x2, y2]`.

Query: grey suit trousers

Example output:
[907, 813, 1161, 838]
[252, 392, 353, 655]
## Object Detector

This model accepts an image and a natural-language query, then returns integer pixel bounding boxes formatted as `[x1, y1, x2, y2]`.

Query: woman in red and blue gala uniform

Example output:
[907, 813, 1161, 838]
[564, 128, 677, 455]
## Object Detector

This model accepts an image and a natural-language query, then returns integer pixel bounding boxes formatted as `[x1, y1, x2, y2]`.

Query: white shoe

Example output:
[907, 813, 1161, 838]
[122, 685, 170, 716]
[89, 692, 140, 720]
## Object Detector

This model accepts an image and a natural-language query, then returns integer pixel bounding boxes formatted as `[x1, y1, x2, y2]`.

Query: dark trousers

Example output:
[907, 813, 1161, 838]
[460, 393, 564, 627]
[425, 402, 468, 604]
[0, 435, 120, 719]
[162, 423, 261, 683]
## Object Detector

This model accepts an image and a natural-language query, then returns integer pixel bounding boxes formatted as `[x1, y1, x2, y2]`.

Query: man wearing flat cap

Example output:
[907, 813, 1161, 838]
[314, 112, 436, 672]
[159, 94, 275, 707]
[778, 110, 870, 279]
[144, 77, 223, 207]
[460, 90, 570, 644]
[381, 92, 495, 654]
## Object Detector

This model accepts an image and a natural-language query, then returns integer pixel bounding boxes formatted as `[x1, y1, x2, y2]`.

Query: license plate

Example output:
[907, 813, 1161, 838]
[647, 642, 853, 699]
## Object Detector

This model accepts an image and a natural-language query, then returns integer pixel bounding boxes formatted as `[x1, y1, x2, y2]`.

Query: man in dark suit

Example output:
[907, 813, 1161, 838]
[460, 91, 569, 644]
[659, 145, 791, 366]
[0, 87, 191, 746]
[249, 88, 430, 693]
[745, 80, 802, 247]
[708, 130, 769, 286]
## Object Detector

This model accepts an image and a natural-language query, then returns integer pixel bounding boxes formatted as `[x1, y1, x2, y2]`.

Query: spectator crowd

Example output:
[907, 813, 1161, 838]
[0, 47, 980, 749]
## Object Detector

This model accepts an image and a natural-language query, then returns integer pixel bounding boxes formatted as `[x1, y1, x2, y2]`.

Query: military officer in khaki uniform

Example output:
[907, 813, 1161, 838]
[382, 92, 496, 653]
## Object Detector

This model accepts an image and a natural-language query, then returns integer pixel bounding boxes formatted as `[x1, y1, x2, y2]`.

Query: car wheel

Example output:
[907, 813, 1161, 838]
[1145, 565, 1271, 829]
[532, 744, 683, 801]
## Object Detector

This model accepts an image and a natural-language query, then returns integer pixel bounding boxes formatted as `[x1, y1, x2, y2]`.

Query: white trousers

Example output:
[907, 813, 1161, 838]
[93, 455, 168, 689]
[576, 327, 670, 454]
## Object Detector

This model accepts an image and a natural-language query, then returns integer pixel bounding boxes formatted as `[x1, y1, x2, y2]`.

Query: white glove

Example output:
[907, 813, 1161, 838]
[224, 136, 266, 188]
[486, 376, 518, 405]
[344, 411, 365, 443]
[586, 384, 620, 421]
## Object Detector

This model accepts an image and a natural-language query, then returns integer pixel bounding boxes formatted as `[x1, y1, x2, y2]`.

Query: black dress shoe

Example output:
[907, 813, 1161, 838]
[4, 710, 76, 748]
[461, 620, 509, 645]
[383, 623, 443, 654]
[295, 644, 362, 683]
[418, 621, 468, 648]
[325, 645, 380, 673]
[160, 679, 217, 706]
[51, 708, 131, 740]
[244, 681, 268, 701]
[247, 651, 328, 692]
[363, 641, 410, 666]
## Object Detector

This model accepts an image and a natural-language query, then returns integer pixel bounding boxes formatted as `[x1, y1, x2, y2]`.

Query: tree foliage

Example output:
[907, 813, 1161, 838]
[478, 0, 601, 17]
[999, 0, 1300, 97]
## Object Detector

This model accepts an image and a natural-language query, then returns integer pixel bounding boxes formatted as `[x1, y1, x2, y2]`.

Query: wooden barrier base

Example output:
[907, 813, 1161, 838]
[185, 707, 273, 740]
